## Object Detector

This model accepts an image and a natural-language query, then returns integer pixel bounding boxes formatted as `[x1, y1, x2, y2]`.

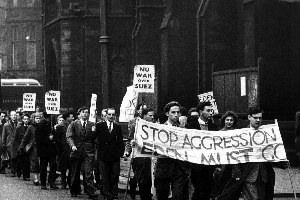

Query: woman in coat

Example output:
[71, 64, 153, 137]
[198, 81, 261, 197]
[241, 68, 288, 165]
[19, 113, 42, 186]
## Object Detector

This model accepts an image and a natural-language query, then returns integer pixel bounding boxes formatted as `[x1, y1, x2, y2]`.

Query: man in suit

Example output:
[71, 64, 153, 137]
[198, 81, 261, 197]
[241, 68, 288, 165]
[2, 110, 18, 176]
[35, 111, 58, 190]
[154, 101, 190, 200]
[239, 106, 273, 200]
[124, 108, 155, 200]
[185, 101, 218, 200]
[96, 108, 124, 200]
[0, 110, 7, 174]
[66, 106, 97, 199]
[14, 113, 30, 180]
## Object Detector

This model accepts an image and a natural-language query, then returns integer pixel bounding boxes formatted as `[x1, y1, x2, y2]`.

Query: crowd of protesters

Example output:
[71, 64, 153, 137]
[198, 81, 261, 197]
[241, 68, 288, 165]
[0, 101, 288, 200]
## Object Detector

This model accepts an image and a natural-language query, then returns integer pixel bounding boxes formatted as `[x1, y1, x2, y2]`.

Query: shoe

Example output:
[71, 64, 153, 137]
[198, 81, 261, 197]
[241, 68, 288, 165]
[41, 185, 47, 190]
[88, 194, 98, 199]
[23, 178, 31, 181]
[70, 193, 77, 197]
[61, 185, 67, 189]
[0, 171, 6, 174]
[50, 184, 58, 189]
[112, 195, 119, 199]
[33, 180, 40, 186]
[11, 173, 16, 177]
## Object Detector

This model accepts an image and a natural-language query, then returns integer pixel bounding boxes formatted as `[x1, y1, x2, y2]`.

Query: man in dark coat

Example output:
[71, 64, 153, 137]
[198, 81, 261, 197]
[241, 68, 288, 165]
[124, 108, 155, 200]
[2, 110, 18, 176]
[35, 111, 58, 190]
[56, 111, 74, 189]
[66, 106, 97, 199]
[185, 101, 218, 200]
[95, 108, 124, 200]
[14, 113, 30, 180]
[0, 110, 7, 174]
[154, 101, 190, 200]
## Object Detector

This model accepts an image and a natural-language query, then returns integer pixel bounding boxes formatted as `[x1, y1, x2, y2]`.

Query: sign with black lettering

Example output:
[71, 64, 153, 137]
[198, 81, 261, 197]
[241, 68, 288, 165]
[45, 91, 60, 114]
[133, 65, 155, 93]
[198, 91, 218, 114]
[22, 93, 36, 111]
[133, 119, 287, 165]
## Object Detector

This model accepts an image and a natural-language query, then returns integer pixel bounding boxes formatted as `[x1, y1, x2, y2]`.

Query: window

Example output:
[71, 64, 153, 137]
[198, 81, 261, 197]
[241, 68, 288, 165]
[26, 0, 34, 7]
[13, 43, 19, 66]
[26, 25, 36, 67]
[13, 0, 18, 7]
[12, 25, 19, 67]
[26, 43, 36, 66]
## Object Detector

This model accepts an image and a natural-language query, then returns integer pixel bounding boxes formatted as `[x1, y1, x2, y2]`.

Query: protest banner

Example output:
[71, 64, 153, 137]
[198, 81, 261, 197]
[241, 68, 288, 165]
[198, 91, 218, 114]
[119, 85, 138, 122]
[22, 93, 36, 111]
[133, 119, 287, 165]
[89, 93, 97, 123]
[45, 91, 60, 114]
[133, 65, 155, 93]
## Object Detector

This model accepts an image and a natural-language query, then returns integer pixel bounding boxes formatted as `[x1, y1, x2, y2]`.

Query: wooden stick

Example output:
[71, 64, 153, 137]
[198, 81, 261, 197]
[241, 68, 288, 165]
[124, 117, 139, 200]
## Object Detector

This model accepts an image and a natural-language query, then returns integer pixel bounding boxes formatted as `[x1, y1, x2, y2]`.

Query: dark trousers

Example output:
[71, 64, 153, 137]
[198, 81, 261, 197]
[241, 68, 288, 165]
[139, 182, 152, 200]
[10, 157, 17, 174]
[39, 155, 57, 186]
[70, 156, 95, 195]
[191, 164, 214, 200]
[99, 160, 120, 198]
[16, 153, 30, 179]
[61, 169, 71, 187]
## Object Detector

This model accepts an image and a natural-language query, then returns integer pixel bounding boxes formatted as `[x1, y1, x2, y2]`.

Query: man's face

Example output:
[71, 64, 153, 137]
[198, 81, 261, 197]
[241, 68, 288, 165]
[167, 106, 181, 124]
[101, 111, 107, 121]
[144, 111, 154, 122]
[107, 109, 116, 122]
[57, 118, 64, 125]
[10, 111, 17, 121]
[248, 112, 262, 129]
[80, 109, 89, 121]
[34, 116, 41, 124]
[16, 113, 21, 120]
[0, 113, 5, 120]
[200, 106, 213, 121]
[67, 114, 74, 122]
[36, 107, 41, 112]
[137, 105, 147, 116]
[23, 116, 29, 125]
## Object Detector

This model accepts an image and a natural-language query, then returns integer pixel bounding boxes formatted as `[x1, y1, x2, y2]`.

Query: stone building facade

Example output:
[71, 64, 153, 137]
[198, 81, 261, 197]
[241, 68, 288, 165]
[0, 0, 43, 84]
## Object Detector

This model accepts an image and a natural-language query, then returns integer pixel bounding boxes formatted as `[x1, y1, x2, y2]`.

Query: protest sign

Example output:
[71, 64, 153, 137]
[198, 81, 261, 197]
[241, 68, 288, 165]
[133, 65, 155, 93]
[22, 93, 36, 111]
[198, 91, 218, 114]
[119, 85, 138, 122]
[133, 119, 287, 165]
[89, 93, 97, 123]
[45, 91, 60, 114]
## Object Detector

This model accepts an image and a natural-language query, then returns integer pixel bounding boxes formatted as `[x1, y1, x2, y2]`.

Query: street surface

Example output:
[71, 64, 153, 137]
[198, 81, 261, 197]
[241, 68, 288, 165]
[0, 159, 299, 200]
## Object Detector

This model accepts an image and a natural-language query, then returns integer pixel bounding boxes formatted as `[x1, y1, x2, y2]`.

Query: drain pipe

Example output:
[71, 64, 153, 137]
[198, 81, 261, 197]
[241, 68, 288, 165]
[196, 0, 205, 94]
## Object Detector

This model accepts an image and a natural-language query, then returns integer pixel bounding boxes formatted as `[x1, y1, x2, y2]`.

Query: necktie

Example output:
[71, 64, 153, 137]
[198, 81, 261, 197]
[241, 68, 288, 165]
[109, 122, 112, 133]
[83, 121, 86, 135]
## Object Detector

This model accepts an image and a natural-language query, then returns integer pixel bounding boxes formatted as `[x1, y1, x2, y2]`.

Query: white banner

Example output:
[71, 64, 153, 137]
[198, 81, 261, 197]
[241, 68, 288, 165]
[89, 93, 97, 123]
[45, 91, 60, 114]
[119, 85, 138, 122]
[22, 93, 36, 111]
[133, 65, 155, 93]
[198, 91, 218, 114]
[133, 119, 287, 165]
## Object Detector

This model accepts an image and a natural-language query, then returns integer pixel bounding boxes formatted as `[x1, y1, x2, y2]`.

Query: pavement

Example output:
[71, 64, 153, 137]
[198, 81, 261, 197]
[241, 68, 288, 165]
[0, 159, 299, 200]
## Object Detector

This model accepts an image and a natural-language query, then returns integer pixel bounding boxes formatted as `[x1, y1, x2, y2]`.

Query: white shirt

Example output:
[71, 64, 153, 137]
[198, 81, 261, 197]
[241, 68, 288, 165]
[198, 118, 208, 130]
[106, 120, 113, 131]
[80, 119, 87, 127]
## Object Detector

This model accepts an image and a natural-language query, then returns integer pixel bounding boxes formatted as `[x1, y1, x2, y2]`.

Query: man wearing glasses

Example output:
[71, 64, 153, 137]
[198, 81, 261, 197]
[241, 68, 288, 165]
[240, 106, 274, 200]
[95, 108, 124, 200]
